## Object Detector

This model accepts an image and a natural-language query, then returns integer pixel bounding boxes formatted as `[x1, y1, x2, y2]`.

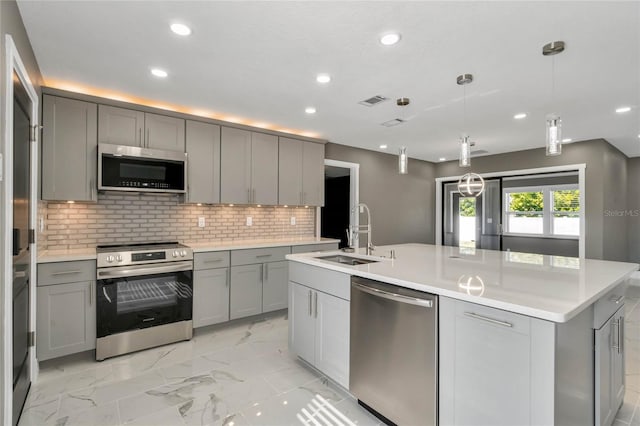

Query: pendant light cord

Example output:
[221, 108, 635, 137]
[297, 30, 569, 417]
[463, 84, 467, 133]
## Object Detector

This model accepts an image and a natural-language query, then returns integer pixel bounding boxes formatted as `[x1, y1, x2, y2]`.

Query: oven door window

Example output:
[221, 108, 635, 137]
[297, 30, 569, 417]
[97, 270, 192, 337]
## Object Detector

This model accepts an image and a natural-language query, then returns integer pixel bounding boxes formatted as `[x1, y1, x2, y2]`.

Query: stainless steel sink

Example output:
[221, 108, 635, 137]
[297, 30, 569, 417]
[317, 255, 380, 266]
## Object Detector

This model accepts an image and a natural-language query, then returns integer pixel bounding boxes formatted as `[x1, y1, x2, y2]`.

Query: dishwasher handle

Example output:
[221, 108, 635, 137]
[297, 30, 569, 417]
[353, 282, 434, 308]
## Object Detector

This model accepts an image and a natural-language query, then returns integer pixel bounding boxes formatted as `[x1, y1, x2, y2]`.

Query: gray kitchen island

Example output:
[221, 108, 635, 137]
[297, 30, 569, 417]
[286, 243, 638, 426]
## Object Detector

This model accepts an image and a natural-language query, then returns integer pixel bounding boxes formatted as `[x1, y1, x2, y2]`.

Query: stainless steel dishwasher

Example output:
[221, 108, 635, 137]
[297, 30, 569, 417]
[350, 276, 438, 426]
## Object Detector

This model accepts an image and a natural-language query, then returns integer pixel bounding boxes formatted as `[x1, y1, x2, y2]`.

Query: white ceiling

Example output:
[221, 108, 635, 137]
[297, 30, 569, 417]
[16, 1, 640, 162]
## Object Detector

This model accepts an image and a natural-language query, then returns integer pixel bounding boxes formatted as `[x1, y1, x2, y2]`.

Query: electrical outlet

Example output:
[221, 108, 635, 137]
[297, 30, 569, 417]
[39, 216, 44, 233]
[290, 217, 296, 225]
[360, 206, 364, 213]
[246, 216, 253, 226]
[198, 217, 205, 228]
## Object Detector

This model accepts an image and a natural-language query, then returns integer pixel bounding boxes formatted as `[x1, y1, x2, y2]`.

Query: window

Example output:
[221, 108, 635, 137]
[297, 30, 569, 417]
[503, 185, 580, 237]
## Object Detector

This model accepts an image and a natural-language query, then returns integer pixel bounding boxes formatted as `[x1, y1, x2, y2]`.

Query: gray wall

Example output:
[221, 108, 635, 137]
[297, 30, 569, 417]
[325, 142, 436, 246]
[602, 142, 628, 262]
[435, 139, 625, 261]
[0, 0, 42, 422]
[627, 158, 640, 263]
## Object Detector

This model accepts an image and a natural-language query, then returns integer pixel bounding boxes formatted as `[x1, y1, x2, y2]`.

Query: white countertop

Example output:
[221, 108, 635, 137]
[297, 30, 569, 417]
[37, 248, 98, 263]
[185, 238, 339, 253]
[286, 243, 639, 323]
[37, 238, 339, 263]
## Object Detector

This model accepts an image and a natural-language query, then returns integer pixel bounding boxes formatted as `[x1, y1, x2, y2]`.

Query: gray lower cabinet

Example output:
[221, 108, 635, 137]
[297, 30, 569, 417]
[288, 279, 350, 389]
[230, 264, 263, 320]
[595, 306, 625, 426]
[278, 137, 325, 206]
[37, 280, 96, 361]
[262, 261, 288, 312]
[98, 105, 185, 152]
[229, 246, 291, 320]
[186, 120, 221, 204]
[220, 127, 278, 205]
[42, 95, 97, 201]
[193, 267, 229, 327]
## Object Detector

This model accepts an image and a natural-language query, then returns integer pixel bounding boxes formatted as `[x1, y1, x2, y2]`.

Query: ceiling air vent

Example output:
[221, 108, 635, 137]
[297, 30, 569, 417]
[380, 118, 406, 127]
[358, 95, 388, 107]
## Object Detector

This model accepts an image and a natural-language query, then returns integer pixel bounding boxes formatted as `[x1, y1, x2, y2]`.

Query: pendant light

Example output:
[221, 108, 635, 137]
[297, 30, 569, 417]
[396, 97, 410, 174]
[457, 74, 473, 167]
[542, 41, 565, 156]
[398, 147, 408, 174]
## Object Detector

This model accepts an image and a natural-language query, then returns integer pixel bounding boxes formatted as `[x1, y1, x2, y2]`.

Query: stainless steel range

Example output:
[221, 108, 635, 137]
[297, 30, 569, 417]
[96, 242, 193, 361]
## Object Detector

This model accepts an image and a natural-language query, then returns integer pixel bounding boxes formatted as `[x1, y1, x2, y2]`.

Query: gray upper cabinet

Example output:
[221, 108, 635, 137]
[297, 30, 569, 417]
[251, 132, 278, 205]
[278, 137, 324, 206]
[98, 105, 185, 152]
[302, 141, 324, 206]
[220, 127, 278, 205]
[98, 105, 144, 147]
[220, 127, 251, 204]
[144, 112, 185, 151]
[42, 95, 97, 201]
[186, 120, 221, 204]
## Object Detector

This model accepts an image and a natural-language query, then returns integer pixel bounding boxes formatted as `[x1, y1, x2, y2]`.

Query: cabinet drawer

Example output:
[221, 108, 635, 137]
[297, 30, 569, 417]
[454, 299, 531, 336]
[289, 262, 350, 300]
[594, 282, 628, 329]
[194, 251, 230, 270]
[38, 260, 96, 286]
[291, 243, 338, 254]
[231, 246, 291, 266]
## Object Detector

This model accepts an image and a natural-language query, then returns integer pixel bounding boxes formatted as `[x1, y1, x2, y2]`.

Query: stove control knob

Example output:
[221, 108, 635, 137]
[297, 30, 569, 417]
[181, 250, 187, 257]
[116, 255, 123, 262]
[172, 250, 179, 258]
[106, 255, 115, 263]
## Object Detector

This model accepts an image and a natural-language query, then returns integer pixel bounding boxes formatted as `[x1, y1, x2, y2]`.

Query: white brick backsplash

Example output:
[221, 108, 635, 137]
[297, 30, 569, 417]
[39, 193, 316, 250]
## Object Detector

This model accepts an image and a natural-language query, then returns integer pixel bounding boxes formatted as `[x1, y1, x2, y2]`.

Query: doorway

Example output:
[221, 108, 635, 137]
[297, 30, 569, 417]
[321, 160, 359, 248]
[3, 35, 39, 426]
[11, 71, 32, 426]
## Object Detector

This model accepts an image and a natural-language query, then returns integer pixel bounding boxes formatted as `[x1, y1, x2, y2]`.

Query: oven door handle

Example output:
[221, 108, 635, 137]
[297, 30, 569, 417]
[97, 261, 193, 279]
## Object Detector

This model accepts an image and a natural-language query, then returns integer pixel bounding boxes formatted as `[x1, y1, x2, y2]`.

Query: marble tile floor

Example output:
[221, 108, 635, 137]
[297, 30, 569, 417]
[18, 285, 640, 426]
[18, 312, 382, 426]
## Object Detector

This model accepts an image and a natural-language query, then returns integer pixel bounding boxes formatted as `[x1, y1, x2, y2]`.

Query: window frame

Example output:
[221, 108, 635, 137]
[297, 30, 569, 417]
[502, 184, 580, 239]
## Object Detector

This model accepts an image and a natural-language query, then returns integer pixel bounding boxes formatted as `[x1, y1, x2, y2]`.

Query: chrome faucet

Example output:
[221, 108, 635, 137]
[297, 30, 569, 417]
[350, 203, 374, 255]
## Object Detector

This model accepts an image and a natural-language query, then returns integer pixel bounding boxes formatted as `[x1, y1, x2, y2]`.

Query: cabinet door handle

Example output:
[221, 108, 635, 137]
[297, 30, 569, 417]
[252, 189, 256, 204]
[89, 283, 93, 306]
[247, 188, 251, 204]
[256, 254, 272, 258]
[226, 269, 229, 287]
[138, 128, 142, 146]
[261, 264, 266, 282]
[146, 128, 150, 147]
[303, 192, 307, 205]
[613, 318, 624, 354]
[90, 178, 95, 201]
[464, 312, 513, 328]
[264, 263, 268, 281]
[308, 290, 312, 316]
[203, 259, 223, 264]
[300, 191, 303, 205]
[50, 270, 83, 276]
[314, 291, 318, 318]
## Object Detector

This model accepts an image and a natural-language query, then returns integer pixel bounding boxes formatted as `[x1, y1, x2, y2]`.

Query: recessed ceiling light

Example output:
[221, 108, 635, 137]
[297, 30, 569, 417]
[151, 68, 168, 78]
[439, 157, 446, 161]
[305, 107, 316, 114]
[616, 106, 632, 113]
[513, 113, 527, 119]
[316, 74, 331, 84]
[380, 33, 401, 46]
[170, 23, 191, 36]
[562, 138, 572, 143]
[379, 144, 388, 149]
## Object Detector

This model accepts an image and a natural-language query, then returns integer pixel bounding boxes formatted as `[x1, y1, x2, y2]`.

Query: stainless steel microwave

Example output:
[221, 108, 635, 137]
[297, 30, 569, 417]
[98, 144, 187, 194]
